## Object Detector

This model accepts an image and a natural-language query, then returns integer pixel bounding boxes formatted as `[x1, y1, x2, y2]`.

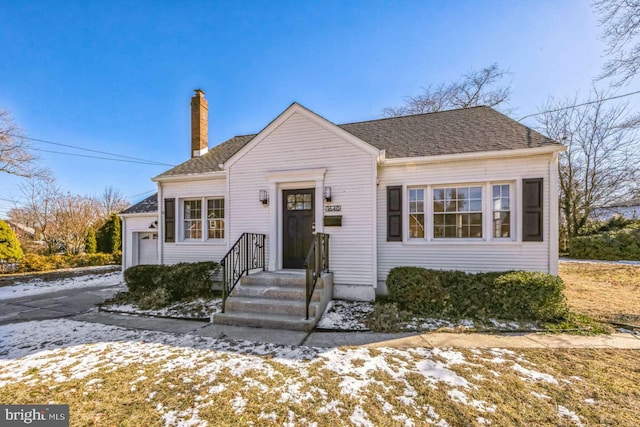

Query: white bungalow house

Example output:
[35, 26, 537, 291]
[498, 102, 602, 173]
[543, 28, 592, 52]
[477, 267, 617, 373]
[120, 89, 564, 330]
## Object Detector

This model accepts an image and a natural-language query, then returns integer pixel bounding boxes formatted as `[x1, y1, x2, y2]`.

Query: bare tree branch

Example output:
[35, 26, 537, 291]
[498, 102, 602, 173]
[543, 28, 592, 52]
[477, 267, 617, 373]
[0, 108, 44, 178]
[595, 0, 640, 86]
[536, 87, 640, 243]
[383, 63, 511, 117]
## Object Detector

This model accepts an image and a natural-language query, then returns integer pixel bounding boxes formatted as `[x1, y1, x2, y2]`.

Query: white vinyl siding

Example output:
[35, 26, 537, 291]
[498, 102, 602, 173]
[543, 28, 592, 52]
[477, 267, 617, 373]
[228, 111, 377, 292]
[377, 154, 553, 287]
[161, 178, 227, 265]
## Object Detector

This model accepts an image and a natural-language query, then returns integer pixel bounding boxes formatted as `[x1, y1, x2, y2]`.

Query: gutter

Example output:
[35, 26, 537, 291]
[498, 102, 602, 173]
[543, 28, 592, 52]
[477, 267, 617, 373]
[380, 145, 566, 166]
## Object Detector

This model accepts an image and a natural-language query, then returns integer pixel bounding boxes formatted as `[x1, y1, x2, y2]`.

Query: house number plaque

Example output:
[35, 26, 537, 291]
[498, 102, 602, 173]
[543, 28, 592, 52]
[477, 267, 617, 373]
[324, 205, 341, 212]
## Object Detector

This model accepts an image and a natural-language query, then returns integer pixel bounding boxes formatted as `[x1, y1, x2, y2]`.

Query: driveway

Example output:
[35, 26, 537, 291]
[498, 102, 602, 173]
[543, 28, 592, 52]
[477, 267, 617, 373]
[0, 279, 123, 325]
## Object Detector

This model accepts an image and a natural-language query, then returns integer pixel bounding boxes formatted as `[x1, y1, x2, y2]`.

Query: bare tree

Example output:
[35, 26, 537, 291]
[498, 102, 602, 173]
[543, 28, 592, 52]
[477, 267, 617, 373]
[595, 0, 640, 86]
[383, 63, 511, 117]
[10, 176, 60, 253]
[536, 87, 640, 243]
[100, 186, 130, 216]
[0, 108, 42, 177]
[52, 194, 102, 254]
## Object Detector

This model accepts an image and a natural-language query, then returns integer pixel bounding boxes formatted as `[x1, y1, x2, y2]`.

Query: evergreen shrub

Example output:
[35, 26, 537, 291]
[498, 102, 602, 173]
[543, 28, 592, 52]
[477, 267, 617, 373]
[123, 261, 220, 308]
[386, 267, 568, 322]
[569, 223, 640, 261]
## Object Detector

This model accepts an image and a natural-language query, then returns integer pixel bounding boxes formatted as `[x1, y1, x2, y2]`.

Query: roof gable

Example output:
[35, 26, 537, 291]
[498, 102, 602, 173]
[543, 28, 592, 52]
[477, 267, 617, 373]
[224, 103, 381, 169]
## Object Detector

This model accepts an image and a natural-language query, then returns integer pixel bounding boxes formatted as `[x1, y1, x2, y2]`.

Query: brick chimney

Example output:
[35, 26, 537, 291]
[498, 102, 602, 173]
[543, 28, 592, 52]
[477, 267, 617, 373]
[191, 89, 208, 157]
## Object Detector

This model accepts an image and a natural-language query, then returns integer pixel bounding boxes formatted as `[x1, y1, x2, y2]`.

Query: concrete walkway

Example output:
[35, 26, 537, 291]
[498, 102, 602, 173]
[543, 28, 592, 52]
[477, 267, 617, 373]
[71, 311, 640, 349]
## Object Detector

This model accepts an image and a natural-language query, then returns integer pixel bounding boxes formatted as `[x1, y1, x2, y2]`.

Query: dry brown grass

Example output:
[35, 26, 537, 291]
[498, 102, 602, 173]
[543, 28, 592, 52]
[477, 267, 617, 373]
[2, 342, 640, 426]
[560, 262, 640, 325]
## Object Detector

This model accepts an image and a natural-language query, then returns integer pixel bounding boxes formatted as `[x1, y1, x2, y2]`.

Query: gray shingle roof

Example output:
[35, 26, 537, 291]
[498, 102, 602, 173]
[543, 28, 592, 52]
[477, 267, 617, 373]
[339, 106, 558, 158]
[121, 193, 158, 214]
[156, 135, 255, 178]
[155, 106, 559, 179]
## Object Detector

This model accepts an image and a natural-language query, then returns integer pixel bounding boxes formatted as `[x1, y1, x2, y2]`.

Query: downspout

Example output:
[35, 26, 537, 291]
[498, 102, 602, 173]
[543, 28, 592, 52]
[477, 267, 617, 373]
[549, 151, 560, 275]
[120, 215, 126, 272]
[158, 181, 164, 265]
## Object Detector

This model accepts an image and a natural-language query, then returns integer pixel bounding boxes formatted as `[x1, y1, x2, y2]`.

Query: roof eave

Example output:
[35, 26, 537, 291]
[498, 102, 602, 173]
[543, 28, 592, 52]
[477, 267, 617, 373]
[152, 170, 227, 182]
[119, 211, 159, 218]
[380, 145, 565, 166]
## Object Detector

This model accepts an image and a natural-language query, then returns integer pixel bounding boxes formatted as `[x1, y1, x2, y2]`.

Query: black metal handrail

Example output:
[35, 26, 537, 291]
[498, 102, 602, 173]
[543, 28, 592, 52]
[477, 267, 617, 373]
[304, 232, 330, 320]
[221, 233, 266, 313]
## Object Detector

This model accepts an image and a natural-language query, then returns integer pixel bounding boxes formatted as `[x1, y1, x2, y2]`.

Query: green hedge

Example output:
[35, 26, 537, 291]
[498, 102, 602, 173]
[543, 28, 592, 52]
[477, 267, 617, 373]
[569, 224, 640, 261]
[16, 252, 118, 272]
[124, 261, 220, 309]
[386, 267, 568, 321]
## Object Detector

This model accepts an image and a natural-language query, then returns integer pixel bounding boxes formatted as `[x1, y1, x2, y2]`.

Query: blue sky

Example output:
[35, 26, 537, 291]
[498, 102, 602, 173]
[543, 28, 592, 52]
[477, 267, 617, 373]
[0, 0, 632, 217]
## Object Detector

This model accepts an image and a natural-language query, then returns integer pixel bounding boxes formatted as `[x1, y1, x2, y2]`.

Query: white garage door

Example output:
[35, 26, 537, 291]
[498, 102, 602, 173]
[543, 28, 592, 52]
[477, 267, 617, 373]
[138, 232, 158, 265]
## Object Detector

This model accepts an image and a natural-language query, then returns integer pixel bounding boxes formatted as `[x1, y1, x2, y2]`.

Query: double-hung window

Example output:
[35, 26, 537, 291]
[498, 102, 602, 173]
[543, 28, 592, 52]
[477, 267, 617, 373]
[181, 198, 224, 241]
[492, 184, 511, 238]
[207, 199, 225, 239]
[409, 189, 425, 238]
[433, 186, 483, 238]
[183, 200, 202, 240]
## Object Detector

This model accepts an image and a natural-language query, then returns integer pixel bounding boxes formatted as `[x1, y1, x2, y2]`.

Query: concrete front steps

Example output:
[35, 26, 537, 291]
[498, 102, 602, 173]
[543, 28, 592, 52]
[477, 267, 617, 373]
[214, 270, 333, 331]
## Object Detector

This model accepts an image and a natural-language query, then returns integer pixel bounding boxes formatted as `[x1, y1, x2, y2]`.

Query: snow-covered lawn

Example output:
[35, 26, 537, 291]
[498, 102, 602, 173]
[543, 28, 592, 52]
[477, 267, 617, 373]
[0, 270, 125, 300]
[2, 319, 632, 426]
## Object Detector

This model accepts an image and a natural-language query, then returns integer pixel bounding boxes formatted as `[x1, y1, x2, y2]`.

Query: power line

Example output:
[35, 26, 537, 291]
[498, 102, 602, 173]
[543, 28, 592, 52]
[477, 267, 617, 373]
[0, 131, 175, 167]
[127, 189, 156, 198]
[31, 148, 175, 166]
[518, 89, 640, 121]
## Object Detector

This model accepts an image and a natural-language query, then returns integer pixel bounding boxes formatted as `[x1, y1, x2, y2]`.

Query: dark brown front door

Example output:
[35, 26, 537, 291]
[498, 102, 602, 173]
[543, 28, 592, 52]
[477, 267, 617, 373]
[283, 189, 315, 269]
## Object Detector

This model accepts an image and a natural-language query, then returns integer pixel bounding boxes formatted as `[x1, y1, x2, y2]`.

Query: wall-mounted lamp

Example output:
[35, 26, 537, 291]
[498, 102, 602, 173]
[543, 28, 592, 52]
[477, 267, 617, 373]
[324, 186, 332, 203]
[259, 189, 269, 205]
[149, 221, 158, 229]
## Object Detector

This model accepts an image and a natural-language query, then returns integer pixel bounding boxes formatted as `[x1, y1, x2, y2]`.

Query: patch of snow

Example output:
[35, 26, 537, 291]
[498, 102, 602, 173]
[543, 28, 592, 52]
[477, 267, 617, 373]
[102, 298, 222, 320]
[230, 395, 247, 414]
[416, 359, 471, 388]
[0, 271, 124, 300]
[258, 411, 277, 421]
[558, 405, 584, 426]
[531, 391, 552, 400]
[512, 363, 558, 384]
[583, 398, 595, 404]
[350, 405, 374, 427]
[316, 300, 372, 330]
[317, 400, 341, 415]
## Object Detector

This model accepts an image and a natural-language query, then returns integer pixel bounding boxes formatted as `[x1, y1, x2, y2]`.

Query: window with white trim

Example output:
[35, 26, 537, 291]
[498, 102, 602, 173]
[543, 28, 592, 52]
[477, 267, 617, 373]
[406, 182, 514, 241]
[409, 189, 425, 238]
[181, 198, 224, 241]
[207, 199, 225, 239]
[492, 184, 511, 238]
[183, 200, 202, 239]
[433, 186, 483, 238]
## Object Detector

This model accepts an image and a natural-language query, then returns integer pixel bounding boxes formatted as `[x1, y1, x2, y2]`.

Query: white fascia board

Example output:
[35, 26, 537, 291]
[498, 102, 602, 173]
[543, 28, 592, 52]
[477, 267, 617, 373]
[119, 212, 158, 219]
[152, 171, 226, 183]
[224, 103, 381, 169]
[380, 145, 566, 167]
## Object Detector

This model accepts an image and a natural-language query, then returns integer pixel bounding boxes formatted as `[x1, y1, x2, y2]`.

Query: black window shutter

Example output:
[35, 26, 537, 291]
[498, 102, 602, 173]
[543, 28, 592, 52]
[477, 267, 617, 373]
[522, 178, 543, 242]
[387, 186, 403, 241]
[164, 198, 175, 243]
